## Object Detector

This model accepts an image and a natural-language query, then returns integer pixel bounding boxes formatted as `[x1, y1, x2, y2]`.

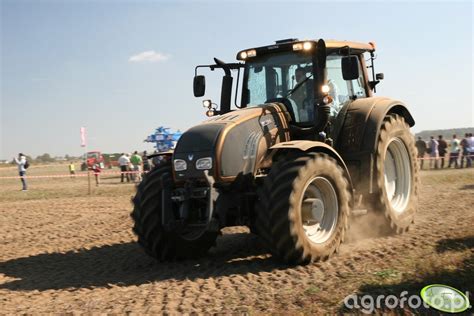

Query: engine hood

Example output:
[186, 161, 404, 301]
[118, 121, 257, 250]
[173, 104, 290, 182]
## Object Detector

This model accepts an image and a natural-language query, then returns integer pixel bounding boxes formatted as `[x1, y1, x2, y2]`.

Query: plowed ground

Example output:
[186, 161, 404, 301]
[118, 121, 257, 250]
[0, 165, 473, 314]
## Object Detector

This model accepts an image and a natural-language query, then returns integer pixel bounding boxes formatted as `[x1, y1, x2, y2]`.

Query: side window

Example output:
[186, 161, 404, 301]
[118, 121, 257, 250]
[351, 59, 367, 98]
[273, 67, 283, 98]
[247, 66, 267, 105]
[326, 56, 351, 117]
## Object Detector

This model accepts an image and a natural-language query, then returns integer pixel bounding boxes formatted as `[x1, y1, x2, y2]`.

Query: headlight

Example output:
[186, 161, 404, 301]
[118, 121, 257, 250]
[239, 49, 256, 60]
[202, 99, 212, 108]
[293, 41, 313, 51]
[174, 159, 187, 171]
[196, 157, 212, 170]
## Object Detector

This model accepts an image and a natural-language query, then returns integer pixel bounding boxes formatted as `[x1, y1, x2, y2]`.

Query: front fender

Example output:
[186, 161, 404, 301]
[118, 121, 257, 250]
[270, 140, 354, 197]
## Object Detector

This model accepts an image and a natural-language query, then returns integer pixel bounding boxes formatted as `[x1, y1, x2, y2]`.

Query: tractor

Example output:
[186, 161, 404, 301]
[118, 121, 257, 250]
[81, 151, 105, 171]
[131, 38, 418, 264]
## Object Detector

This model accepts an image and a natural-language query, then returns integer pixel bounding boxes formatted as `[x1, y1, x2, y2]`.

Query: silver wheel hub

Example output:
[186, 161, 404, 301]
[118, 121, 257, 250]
[311, 198, 324, 223]
[300, 177, 339, 244]
[384, 137, 412, 213]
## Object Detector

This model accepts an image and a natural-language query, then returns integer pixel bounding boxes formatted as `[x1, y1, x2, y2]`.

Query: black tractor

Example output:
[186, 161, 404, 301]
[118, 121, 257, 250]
[131, 39, 418, 264]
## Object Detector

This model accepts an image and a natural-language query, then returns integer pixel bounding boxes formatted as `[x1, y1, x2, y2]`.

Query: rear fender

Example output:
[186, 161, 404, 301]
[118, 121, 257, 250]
[335, 97, 415, 194]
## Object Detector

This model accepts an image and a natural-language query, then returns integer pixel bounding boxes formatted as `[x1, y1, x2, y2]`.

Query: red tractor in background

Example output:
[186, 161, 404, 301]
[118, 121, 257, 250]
[81, 151, 105, 171]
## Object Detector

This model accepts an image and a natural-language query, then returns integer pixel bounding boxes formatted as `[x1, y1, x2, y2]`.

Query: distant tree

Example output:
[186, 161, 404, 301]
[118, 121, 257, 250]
[36, 153, 55, 163]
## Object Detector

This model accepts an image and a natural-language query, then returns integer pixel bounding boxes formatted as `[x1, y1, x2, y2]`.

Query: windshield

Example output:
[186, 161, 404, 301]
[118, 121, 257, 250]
[243, 52, 314, 123]
[87, 152, 99, 159]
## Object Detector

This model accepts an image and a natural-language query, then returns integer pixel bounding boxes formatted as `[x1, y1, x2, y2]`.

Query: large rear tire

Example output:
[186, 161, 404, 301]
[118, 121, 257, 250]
[131, 164, 218, 260]
[258, 153, 351, 264]
[373, 114, 418, 233]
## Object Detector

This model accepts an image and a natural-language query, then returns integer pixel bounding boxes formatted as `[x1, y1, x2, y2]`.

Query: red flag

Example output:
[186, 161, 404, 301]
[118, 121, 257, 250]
[80, 127, 87, 147]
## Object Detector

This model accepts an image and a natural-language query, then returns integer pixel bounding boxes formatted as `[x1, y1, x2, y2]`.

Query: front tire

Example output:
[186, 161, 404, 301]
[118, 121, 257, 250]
[131, 164, 218, 260]
[373, 114, 419, 233]
[260, 153, 351, 264]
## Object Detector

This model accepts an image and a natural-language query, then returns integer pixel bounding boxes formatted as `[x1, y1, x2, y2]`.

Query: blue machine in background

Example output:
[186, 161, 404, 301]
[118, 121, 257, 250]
[145, 127, 182, 152]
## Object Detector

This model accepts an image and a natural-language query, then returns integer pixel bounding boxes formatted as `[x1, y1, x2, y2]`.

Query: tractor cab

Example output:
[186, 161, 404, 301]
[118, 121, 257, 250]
[194, 39, 382, 140]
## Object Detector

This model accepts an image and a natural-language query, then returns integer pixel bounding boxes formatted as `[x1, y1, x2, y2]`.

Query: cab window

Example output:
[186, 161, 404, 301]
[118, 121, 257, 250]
[244, 52, 314, 124]
[326, 54, 366, 118]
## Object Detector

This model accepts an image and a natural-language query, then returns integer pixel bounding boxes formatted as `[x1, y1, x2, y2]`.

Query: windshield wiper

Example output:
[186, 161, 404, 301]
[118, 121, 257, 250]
[285, 74, 313, 98]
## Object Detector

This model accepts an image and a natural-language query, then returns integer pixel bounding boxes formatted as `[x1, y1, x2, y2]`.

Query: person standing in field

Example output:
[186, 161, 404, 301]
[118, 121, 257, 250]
[448, 134, 460, 169]
[415, 137, 427, 169]
[468, 132, 474, 166]
[428, 136, 439, 169]
[69, 162, 76, 177]
[460, 133, 471, 168]
[14, 153, 28, 191]
[92, 163, 101, 186]
[142, 150, 151, 173]
[437, 135, 447, 168]
[130, 151, 143, 182]
[118, 153, 131, 183]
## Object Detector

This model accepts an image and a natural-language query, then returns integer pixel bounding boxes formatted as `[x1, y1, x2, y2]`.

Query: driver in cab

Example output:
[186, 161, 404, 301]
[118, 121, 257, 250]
[291, 67, 313, 122]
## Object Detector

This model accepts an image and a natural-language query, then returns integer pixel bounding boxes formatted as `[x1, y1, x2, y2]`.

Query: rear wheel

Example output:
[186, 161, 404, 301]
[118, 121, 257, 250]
[258, 153, 351, 264]
[131, 164, 218, 260]
[373, 114, 418, 233]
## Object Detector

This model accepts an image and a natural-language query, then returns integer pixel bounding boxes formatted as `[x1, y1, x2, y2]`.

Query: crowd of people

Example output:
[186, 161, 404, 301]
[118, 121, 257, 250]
[12, 150, 159, 191]
[12, 132, 473, 191]
[416, 133, 474, 169]
[117, 151, 152, 183]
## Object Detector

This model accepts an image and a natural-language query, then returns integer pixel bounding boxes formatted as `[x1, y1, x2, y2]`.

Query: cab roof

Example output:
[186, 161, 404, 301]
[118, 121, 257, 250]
[325, 39, 375, 52]
[236, 38, 375, 60]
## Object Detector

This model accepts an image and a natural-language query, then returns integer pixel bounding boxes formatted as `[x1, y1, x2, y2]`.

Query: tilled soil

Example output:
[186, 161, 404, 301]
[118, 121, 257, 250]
[0, 168, 473, 314]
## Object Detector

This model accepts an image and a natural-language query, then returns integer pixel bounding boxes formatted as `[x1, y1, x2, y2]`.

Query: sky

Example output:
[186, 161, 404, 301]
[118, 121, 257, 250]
[1, 0, 473, 160]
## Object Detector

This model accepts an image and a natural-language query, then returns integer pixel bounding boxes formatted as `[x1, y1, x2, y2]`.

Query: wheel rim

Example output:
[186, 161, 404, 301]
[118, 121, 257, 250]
[384, 137, 411, 213]
[300, 176, 339, 244]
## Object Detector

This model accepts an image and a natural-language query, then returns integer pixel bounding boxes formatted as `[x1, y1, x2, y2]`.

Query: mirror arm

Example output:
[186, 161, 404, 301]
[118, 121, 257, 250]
[370, 51, 377, 93]
[195, 62, 244, 76]
[368, 80, 380, 90]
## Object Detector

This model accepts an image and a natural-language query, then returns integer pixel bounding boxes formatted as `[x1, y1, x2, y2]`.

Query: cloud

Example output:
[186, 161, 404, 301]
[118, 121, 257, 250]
[128, 51, 170, 63]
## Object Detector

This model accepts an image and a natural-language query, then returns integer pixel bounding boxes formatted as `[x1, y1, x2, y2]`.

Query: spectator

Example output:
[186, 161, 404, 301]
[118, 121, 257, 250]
[469, 132, 474, 166]
[130, 151, 143, 182]
[13, 153, 28, 191]
[92, 163, 101, 186]
[69, 162, 76, 178]
[437, 135, 447, 168]
[448, 134, 461, 168]
[142, 150, 151, 172]
[460, 133, 471, 168]
[415, 137, 427, 169]
[428, 136, 439, 169]
[118, 153, 131, 182]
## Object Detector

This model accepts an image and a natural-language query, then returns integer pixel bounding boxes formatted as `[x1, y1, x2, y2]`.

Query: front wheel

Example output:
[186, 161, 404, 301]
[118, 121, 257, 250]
[131, 164, 218, 260]
[259, 153, 351, 264]
[373, 114, 419, 233]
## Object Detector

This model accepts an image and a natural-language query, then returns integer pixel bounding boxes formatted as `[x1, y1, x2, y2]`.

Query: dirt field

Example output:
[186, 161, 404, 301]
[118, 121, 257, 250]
[0, 164, 473, 314]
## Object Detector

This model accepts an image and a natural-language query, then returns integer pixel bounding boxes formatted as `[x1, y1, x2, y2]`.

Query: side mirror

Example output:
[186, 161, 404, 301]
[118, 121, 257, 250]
[341, 56, 359, 80]
[376, 73, 384, 80]
[193, 75, 206, 97]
